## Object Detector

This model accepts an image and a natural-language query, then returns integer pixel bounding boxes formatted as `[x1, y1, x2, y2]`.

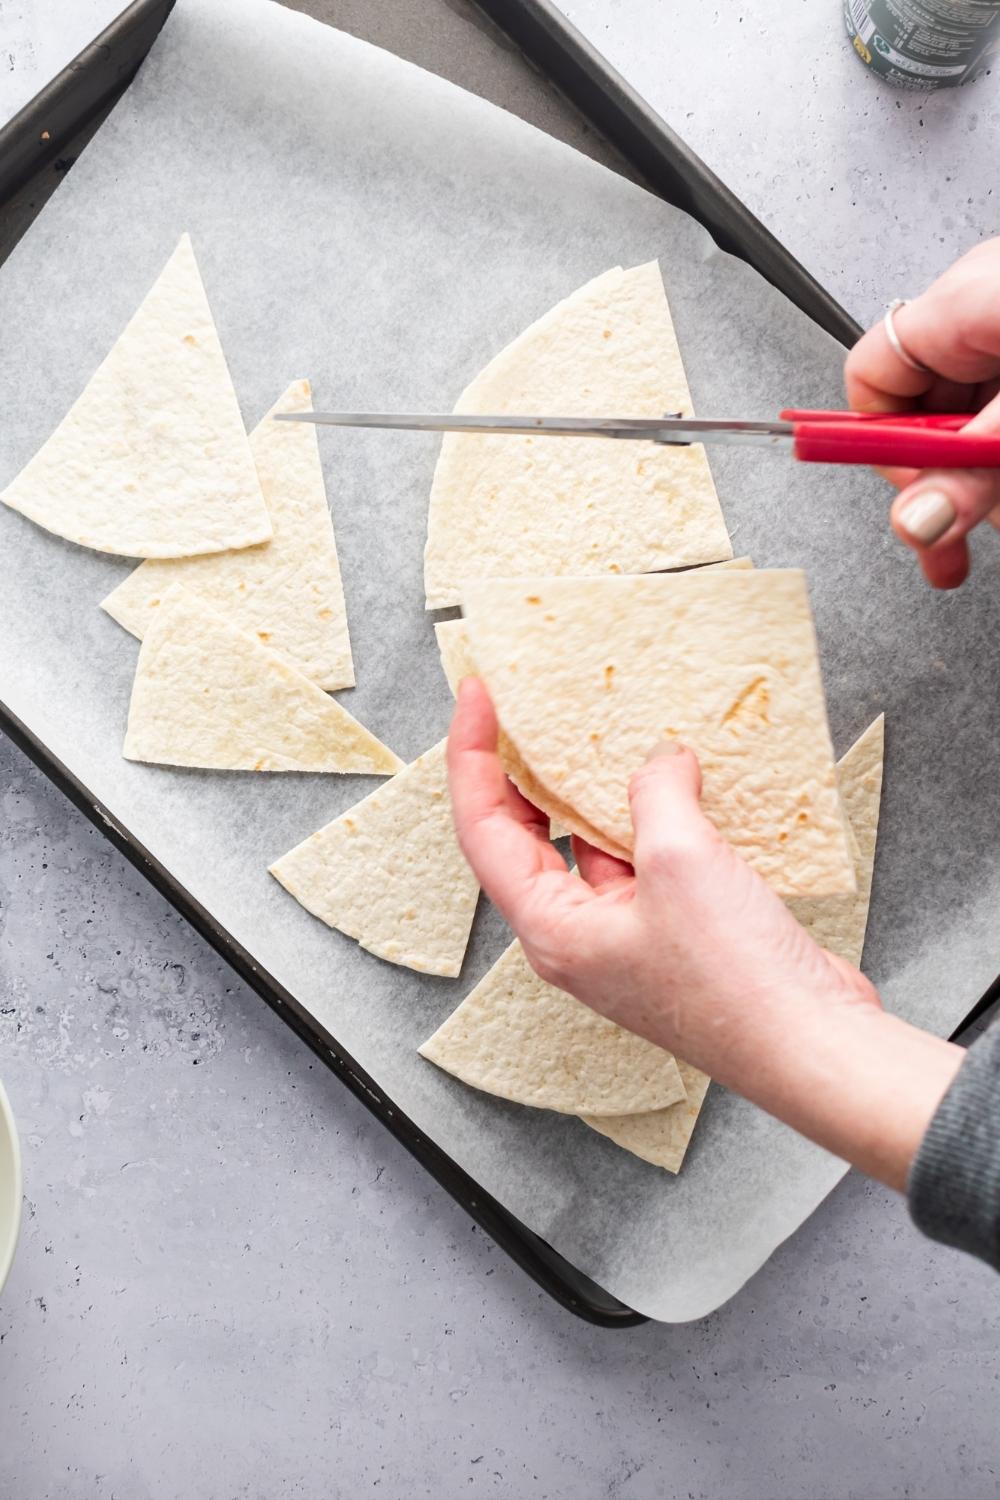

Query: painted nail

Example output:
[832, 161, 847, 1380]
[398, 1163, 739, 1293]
[898, 489, 955, 545]
[646, 738, 683, 761]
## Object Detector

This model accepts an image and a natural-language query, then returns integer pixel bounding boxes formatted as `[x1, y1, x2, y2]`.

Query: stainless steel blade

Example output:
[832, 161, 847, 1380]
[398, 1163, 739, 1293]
[273, 411, 794, 448]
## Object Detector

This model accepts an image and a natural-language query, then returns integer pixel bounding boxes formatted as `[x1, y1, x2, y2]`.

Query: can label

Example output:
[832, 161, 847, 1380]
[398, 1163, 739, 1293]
[844, 0, 1000, 88]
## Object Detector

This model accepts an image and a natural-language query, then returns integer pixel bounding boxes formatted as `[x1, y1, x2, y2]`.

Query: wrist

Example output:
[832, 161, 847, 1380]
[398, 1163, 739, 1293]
[813, 1006, 963, 1189]
[720, 996, 964, 1192]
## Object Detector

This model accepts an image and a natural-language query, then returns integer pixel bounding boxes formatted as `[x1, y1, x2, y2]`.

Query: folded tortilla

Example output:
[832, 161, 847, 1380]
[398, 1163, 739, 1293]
[582, 715, 884, 1171]
[101, 380, 354, 689]
[270, 739, 479, 977]
[434, 617, 477, 697]
[462, 569, 855, 897]
[435, 616, 569, 841]
[423, 262, 732, 608]
[2, 235, 271, 558]
[434, 561, 753, 844]
[123, 586, 400, 774]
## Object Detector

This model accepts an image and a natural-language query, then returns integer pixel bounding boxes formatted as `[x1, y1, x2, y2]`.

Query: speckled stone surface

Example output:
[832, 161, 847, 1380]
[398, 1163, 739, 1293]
[0, 0, 125, 126]
[4, 728, 1000, 1499]
[2, 4, 1000, 1498]
[560, 0, 1000, 328]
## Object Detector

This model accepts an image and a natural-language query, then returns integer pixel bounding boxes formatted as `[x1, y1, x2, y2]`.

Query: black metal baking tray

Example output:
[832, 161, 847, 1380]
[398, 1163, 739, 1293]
[0, 0, 993, 1331]
[0, 0, 643, 1328]
[475, 0, 865, 349]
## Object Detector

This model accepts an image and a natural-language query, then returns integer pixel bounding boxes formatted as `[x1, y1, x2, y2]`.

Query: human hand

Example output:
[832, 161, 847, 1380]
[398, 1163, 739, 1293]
[845, 238, 1000, 589]
[449, 677, 963, 1188]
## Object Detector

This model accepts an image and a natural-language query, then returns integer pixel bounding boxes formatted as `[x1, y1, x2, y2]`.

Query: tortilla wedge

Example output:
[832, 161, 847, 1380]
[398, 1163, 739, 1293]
[102, 380, 354, 689]
[123, 586, 399, 774]
[270, 739, 479, 977]
[423, 262, 732, 607]
[2, 235, 271, 558]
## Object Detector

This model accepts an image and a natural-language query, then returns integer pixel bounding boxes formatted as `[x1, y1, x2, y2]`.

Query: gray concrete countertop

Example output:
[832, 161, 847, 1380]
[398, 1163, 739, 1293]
[559, 0, 1000, 328]
[2, 4, 1000, 1498]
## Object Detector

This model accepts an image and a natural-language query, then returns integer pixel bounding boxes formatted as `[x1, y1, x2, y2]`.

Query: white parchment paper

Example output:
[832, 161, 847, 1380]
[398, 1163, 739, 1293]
[1, 0, 997, 1322]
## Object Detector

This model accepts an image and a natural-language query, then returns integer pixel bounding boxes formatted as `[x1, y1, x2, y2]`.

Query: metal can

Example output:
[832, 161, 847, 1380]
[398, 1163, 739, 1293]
[844, 0, 1000, 88]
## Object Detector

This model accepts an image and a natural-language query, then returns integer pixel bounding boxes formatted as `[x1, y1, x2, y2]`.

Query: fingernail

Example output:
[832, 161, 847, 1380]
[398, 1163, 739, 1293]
[898, 489, 955, 545]
[646, 738, 683, 761]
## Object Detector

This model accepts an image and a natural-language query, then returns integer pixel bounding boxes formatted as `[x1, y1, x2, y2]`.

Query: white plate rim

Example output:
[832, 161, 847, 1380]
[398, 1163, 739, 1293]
[0, 1079, 22, 1293]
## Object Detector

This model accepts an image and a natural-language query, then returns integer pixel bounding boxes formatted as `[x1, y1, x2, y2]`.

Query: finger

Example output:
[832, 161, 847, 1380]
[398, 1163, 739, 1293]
[627, 741, 712, 874]
[846, 241, 1000, 413]
[877, 464, 919, 491]
[571, 835, 633, 891]
[958, 383, 1000, 437]
[447, 677, 573, 926]
[975, 375, 1000, 410]
[865, 376, 974, 493]
[823, 949, 881, 1004]
[844, 320, 931, 413]
[449, 677, 550, 832]
[892, 465, 1000, 564]
[891, 466, 1000, 591]
[892, 265, 1000, 385]
[917, 536, 970, 591]
[923, 374, 979, 412]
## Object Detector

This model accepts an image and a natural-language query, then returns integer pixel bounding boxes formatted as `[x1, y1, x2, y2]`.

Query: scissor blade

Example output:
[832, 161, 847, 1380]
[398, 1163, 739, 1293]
[274, 411, 793, 448]
[275, 412, 674, 438]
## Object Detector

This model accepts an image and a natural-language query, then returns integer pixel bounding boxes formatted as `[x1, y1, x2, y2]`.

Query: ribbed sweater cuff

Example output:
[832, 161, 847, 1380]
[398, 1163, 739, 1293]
[908, 1021, 1000, 1272]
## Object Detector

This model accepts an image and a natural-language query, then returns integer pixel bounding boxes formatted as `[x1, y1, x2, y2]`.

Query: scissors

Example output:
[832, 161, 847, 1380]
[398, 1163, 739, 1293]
[275, 407, 1000, 468]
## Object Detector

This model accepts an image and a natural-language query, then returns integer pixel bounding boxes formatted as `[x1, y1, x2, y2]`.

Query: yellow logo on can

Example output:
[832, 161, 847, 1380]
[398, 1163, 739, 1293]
[852, 34, 872, 64]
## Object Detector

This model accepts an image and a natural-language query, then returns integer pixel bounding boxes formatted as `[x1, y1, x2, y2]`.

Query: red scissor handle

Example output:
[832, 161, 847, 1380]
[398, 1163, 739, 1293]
[780, 408, 975, 430]
[777, 410, 1000, 467]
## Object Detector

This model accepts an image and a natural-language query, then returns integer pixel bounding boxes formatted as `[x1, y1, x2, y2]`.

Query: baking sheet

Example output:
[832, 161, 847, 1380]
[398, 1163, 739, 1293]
[1, 0, 997, 1324]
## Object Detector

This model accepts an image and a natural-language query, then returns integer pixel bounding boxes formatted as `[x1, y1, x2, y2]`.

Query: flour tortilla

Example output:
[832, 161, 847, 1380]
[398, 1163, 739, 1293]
[582, 715, 884, 1171]
[423, 262, 732, 608]
[2, 235, 271, 558]
[785, 713, 884, 963]
[101, 380, 354, 689]
[434, 617, 478, 697]
[436, 561, 755, 698]
[462, 569, 855, 897]
[435, 616, 569, 841]
[123, 586, 400, 774]
[419, 938, 687, 1116]
[433, 558, 754, 842]
[582, 1062, 712, 1176]
[270, 739, 479, 977]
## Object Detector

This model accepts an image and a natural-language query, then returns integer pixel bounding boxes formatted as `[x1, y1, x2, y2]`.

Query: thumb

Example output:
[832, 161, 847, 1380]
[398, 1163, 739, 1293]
[627, 741, 711, 873]
[892, 469, 1000, 589]
[891, 389, 1000, 590]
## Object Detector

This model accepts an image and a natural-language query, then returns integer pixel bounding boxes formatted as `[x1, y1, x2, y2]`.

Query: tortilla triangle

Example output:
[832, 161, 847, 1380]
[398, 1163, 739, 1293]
[123, 586, 399, 774]
[462, 569, 855, 897]
[419, 938, 687, 1117]
[2, 234, 271, 558]
[101, 380, 354, 688]
[582, 715, 885, 1171]
[270, 739, 479, 977]
[581, 1062, 712, 1177]
[423, 262, 732, 608]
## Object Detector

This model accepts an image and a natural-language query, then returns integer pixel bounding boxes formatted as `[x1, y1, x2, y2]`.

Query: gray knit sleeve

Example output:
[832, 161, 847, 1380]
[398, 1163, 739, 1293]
[908, 1018, 1000, 1271]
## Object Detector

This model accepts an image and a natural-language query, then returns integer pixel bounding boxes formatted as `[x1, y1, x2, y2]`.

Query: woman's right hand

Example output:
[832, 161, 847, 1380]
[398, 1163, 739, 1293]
[845, 238, 1000, 589]
[448, 677, 964, 1192]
